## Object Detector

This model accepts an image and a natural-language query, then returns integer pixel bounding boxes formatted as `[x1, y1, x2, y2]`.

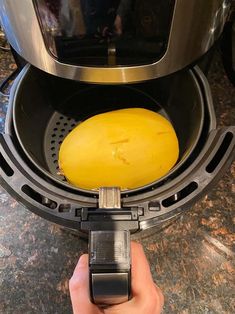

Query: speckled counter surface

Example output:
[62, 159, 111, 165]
[0, 48, 234, 314]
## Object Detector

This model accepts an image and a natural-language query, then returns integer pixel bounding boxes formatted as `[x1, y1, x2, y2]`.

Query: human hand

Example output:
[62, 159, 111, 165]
[69, 242, 164, 314]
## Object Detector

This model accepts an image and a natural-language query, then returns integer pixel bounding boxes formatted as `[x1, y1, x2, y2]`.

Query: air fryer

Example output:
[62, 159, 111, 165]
[0, 0, 235, 306]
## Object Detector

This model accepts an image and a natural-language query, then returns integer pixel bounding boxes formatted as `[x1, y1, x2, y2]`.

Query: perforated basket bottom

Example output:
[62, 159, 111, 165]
[44, 112, 80, 182]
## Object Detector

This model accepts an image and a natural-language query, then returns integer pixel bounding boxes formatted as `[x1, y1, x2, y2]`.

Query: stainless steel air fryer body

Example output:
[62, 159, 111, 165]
[0, 0, 231, 83]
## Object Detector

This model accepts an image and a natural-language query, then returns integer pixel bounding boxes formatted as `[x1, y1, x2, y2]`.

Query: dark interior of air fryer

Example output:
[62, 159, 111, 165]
[10, 65, 212, 196]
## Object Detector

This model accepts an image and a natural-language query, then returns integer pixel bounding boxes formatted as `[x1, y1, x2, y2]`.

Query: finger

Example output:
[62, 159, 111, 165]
[154, 284, 165, 310]
[69, 254, 101, 314]
[104, 242, 163, 314]
[131, 243, 164, 310]
[130, 242, 155, 297]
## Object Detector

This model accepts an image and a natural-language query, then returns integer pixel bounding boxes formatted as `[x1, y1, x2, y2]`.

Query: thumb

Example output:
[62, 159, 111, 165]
[69, 254, 101, 314]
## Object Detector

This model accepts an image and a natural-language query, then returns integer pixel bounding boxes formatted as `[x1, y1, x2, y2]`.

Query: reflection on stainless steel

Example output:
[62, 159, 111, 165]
[60, 0, 86, 37]
[91, 273, 129, 304]
[33, 0, 169, 66]
[205, 0, 231, 50]
[0, 24, 10, 51]
[108, 42, 116, 66]
[0, 0, 231, 83]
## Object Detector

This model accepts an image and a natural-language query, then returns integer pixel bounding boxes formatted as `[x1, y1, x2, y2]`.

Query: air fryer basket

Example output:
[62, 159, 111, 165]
[10, 65, 205, 194]
[0, 65, 234, 231]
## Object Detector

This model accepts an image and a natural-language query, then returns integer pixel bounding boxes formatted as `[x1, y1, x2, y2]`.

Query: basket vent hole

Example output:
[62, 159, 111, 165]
[53, 128, 58, 131]
[64, 123, 68, 126]
[56, 122, 60, 125]
[22, 185, 57, 209]
[51, 147, 55, 151]
[61, 128, 65, 132]
[162, 182, 198, 208]
[0, 153, 14, 177]
[59, 116, 64, 120]
[58, 204, 71, 212]
[148, 201, 160, 211]
[52, 134, 56, 138]
[206, 132, 233, 173]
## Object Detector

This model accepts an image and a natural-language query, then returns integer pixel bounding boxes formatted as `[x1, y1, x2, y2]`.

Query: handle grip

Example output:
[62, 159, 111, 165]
[89, 230, 131, 305]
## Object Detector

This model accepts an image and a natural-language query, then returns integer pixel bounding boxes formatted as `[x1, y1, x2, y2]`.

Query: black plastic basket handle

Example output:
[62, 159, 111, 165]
[89, 230, 131, 305]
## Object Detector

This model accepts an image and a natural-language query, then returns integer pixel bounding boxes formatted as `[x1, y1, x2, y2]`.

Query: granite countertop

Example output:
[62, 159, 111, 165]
[0, 47, 234, 314]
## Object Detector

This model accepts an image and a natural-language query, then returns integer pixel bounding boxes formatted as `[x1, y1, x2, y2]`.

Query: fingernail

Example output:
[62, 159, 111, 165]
[78, 254, 88, 267]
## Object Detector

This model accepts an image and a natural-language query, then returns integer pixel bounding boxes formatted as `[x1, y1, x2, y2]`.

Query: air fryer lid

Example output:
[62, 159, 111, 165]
[12, 65, 204, 194]
[0, 0, 231, 83]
